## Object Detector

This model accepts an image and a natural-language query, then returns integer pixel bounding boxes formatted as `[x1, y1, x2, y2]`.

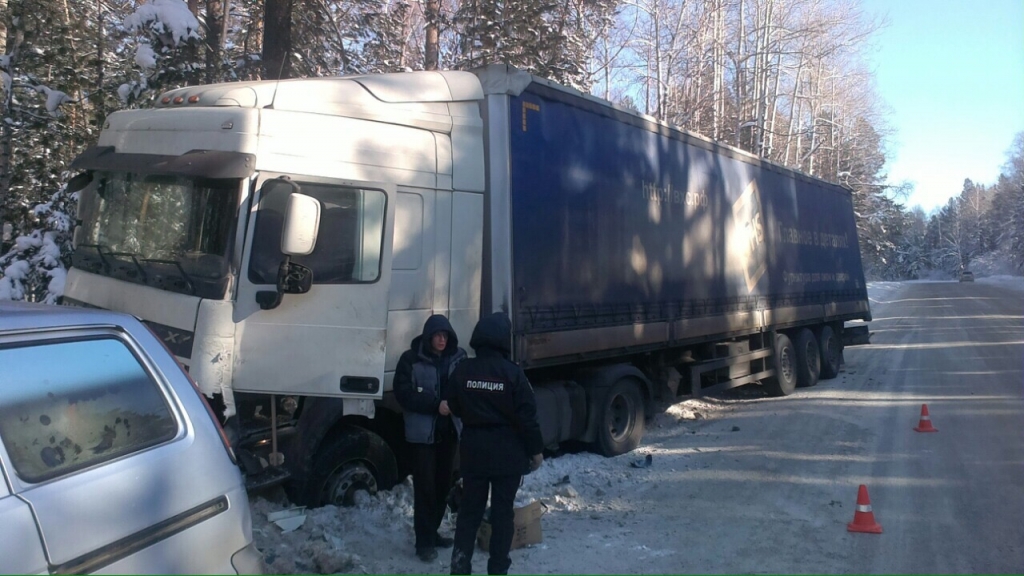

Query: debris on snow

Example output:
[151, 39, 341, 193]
[267, 507, 307, 533]
[630, 454, 653, 468]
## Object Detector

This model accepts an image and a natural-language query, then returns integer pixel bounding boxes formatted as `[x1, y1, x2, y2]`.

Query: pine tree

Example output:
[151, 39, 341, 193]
[0, 183, 77, 302]
[119, 0, 204, 105]
[452, 0, 613, 89]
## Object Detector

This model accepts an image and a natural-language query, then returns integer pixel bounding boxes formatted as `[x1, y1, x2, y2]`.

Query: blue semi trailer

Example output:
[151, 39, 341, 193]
[477, 65, 870, 456]
[64, 64, 871, 504]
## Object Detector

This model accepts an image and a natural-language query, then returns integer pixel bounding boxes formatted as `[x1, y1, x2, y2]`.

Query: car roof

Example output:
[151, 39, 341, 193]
[0, 301, 139, 333]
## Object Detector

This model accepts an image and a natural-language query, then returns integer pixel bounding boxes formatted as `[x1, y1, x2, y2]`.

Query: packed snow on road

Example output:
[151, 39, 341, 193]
[248, 277, 1024, 574]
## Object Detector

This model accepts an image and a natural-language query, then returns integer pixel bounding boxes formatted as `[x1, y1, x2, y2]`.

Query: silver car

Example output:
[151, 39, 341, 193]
[0, 301, 263, 574]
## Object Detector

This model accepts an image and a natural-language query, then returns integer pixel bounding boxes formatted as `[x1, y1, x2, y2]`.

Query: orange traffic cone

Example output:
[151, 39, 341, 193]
[847, 484, 883, 534]
[914, 404, 938, 433]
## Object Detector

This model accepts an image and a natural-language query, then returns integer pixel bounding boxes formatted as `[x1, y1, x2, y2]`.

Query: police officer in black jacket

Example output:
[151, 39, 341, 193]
[448, 312, 544, 575]
[394, 314, 468, 562]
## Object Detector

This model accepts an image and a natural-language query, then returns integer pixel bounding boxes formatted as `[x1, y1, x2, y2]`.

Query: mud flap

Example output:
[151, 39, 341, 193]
[842, 325, 872, 346]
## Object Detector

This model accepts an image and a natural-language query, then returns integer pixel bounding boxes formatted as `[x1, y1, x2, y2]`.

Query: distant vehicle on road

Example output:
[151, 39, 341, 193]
[960, 270, 975, 282]
[0, 301, 263, 574]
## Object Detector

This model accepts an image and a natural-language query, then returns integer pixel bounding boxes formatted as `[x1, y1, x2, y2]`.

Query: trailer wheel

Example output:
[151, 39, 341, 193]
[596, 379, 644, 457]
[763, 333, 797, 397]
[305, 425, 398, 507]
[817, 325, 842, 380]
[793, 328, 821, 388]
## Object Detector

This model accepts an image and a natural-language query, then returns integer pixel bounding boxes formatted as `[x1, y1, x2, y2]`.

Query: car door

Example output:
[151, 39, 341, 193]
[0, 329, 242, 574]
[0, 460, 47, 574]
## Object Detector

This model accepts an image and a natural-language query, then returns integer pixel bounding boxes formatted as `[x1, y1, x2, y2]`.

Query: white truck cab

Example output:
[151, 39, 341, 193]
[66, 71, 488, 503]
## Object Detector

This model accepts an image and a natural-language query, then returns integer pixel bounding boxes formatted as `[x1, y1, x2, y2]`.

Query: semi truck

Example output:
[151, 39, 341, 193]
[62, 64, 871, 507]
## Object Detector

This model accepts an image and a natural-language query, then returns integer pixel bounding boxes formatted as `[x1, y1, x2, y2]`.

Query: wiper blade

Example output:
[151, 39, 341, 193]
[108, 251, 148, 283]
[77, 243, 112, 273]
[141, 258, 196, 295]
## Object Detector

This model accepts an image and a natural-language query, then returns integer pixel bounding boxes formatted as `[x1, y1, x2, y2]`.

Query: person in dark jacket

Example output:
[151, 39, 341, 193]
[394, 314, 468, 562]
[448, 312, 544, 575]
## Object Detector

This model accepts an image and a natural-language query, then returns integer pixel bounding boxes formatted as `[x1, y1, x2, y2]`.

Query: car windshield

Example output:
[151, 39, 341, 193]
[73, 171, 241, 298]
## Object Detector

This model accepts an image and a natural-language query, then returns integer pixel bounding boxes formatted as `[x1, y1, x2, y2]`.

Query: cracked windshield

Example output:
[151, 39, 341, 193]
[75, 172, 239, 297]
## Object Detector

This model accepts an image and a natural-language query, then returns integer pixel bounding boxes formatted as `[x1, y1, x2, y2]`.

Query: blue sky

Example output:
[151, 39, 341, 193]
[861, 0, 1024, 214]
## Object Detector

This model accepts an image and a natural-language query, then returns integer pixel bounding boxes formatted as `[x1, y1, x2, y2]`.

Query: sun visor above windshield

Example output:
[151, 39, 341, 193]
[71, 146, 256, 179]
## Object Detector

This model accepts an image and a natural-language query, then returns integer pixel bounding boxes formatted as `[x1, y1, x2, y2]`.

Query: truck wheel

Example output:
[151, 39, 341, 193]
[596, 379, 644, 457]
[817, 325, 842, 380]
[306, 425, 398, 507]
[763, 333, 797, 397]
[793, 328, 821, 388]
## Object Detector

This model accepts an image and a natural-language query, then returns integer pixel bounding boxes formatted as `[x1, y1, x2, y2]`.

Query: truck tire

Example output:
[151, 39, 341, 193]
[596, 379, 644, 457]
[817, 325, 842, 380]
[305, 425, 398, 507]
[793, 328, 821, 388]
[763, 333, 797, 397]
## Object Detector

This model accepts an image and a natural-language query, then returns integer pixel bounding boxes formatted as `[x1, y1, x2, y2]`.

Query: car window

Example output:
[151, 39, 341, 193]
[0, 336, 178, 484]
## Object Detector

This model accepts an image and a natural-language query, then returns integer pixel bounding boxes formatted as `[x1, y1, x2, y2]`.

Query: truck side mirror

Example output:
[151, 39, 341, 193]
[67, 172, 93, 194]
[281, 192, 321, 256]
[257, 179, 321, 310]
[256, 257, 314, 310]
[68, 172, 97, 250]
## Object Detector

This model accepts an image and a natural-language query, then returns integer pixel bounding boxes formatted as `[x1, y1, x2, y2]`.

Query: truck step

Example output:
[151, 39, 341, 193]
[244, 466, 291, 492]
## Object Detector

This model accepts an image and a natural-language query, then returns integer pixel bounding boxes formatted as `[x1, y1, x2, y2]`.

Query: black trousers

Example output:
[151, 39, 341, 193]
[410, 435, 458, 550]
[450, 474, 522, 575]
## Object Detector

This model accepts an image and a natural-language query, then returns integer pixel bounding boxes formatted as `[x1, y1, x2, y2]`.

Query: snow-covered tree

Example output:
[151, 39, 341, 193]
[452, 0, 614, 90]
[118, 0, 203, 105]
[0, 183, 76, 302]
[1, 0, 89, 248]
[987, 132, 1024, 271]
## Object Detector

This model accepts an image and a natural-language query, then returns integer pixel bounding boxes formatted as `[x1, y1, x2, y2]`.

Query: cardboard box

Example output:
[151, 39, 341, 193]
[476, 500, 545, 551]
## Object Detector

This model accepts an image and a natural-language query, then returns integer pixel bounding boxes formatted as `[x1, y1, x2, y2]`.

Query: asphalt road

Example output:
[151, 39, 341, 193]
[511, 280, 1024, 574]
[844, 281, 1024, 573]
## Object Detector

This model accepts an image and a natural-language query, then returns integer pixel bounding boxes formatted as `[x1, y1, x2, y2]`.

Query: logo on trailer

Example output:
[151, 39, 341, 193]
[730, 181, 767, 293]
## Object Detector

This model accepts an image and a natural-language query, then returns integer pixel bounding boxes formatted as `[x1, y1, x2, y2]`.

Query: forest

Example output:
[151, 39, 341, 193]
[1, 0, 1022, 302]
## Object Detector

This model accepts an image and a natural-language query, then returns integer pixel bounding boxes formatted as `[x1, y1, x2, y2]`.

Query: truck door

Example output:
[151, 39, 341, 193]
[234, 174, 396, 399]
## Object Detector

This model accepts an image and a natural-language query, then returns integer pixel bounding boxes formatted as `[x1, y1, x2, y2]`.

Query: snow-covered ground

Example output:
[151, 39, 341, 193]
[977, 274, 1024, 292]
[249, 398, 735, 574]
[247, 277, 1023, 574]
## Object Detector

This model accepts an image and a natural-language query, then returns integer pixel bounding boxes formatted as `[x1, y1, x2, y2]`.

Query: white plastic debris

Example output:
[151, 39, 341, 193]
[267, 507, 307, 533]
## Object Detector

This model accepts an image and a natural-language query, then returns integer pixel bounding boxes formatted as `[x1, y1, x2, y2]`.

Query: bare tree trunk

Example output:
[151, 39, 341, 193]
[205, 0, 226, 82]
[0, 0, 6, 54]
[734, 0, 745, 147]
[830, 70, 839, 177]
[693, 1, 709, 132]
[93, 0, 107, 127]
[0, 9, 21, 229]
[712, 0, 723, 140]
[238, 0, 262, 80]
[760, 0, 777, 157]
[753, 0, 767, 155]
[424, 0, 439, 70]
[650, 0, 662, 117]
[263, 0, 293, 80]
[767, 49, 783, 160]
[806, 58, 824, 175]
[203, 0, 228, 81]
[601, 39, 611, 100]
[783, 53, 804, 166]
